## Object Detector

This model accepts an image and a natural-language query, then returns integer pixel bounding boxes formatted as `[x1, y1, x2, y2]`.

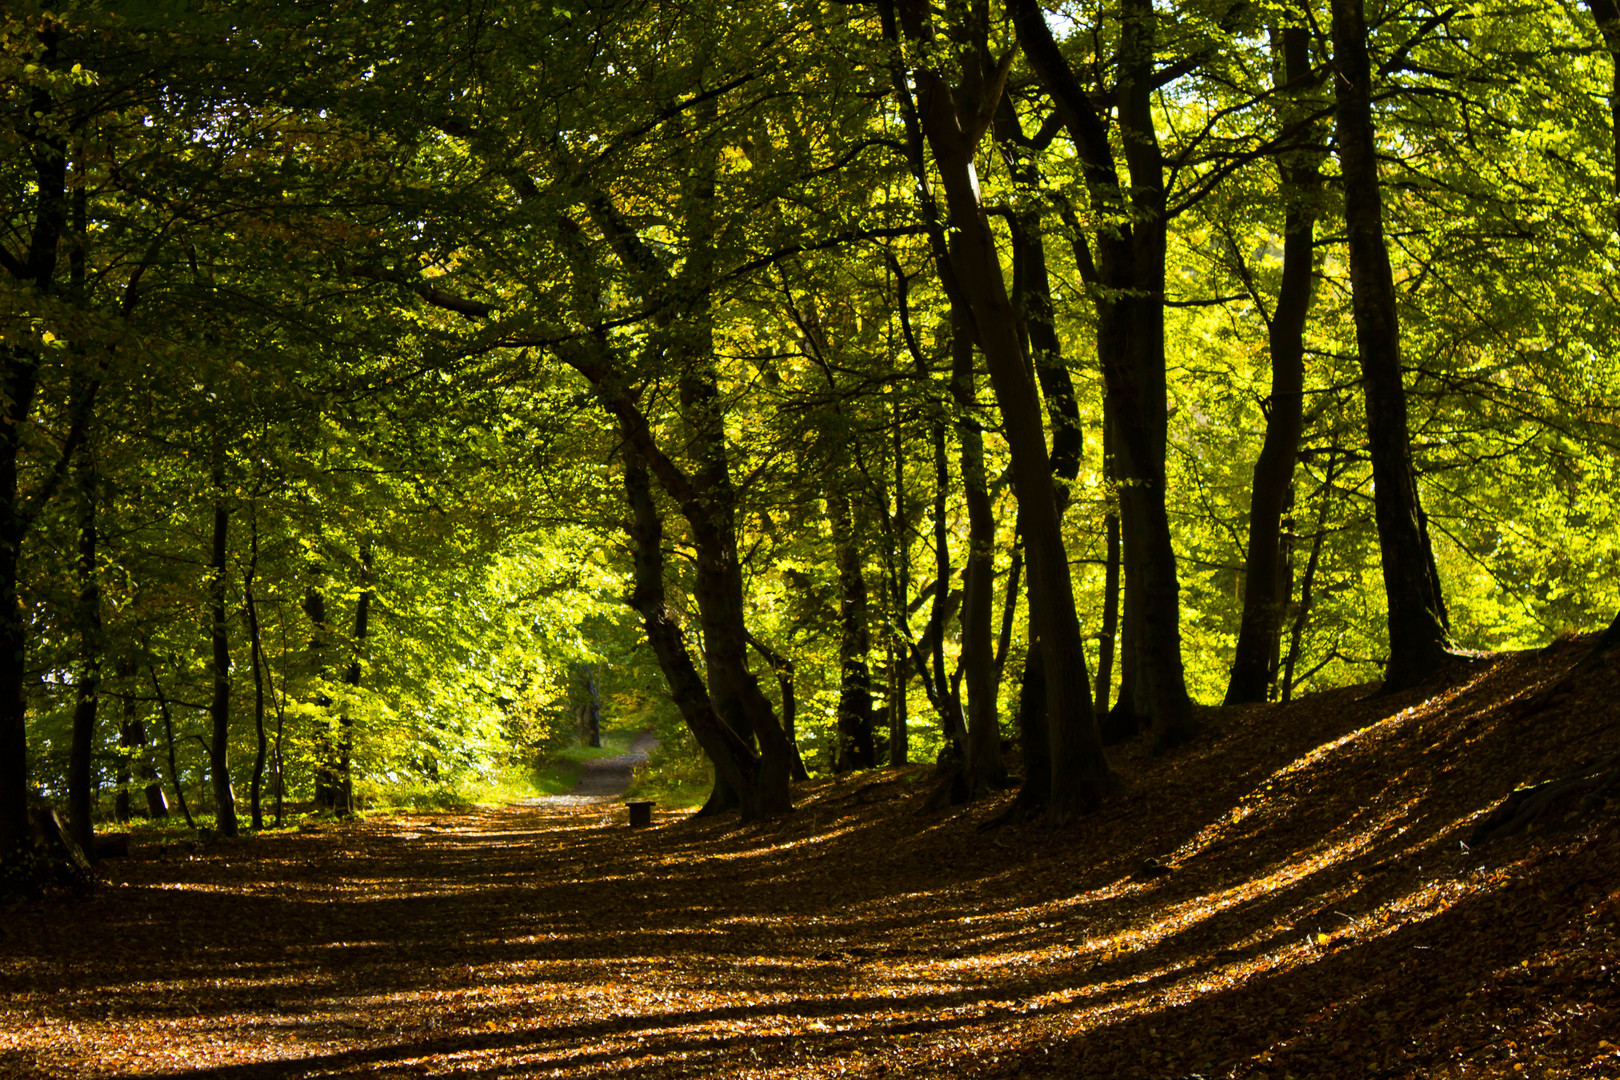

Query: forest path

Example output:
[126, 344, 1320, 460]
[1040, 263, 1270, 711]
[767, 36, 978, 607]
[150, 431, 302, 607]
[3, 644, 1619, 1078]
[531, 725, 657, 803]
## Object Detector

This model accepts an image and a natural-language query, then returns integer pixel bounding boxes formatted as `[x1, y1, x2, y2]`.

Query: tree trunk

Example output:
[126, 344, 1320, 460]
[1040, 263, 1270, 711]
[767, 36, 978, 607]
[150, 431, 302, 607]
[893, 0, 1112, 821]
[1013, 0, 1194, 752]
[622, 445, 764, 818]
[745, 633, 810, 781]
[948, 300, 1008, 793]
[1332, 0, 1451, 690]
[332, 542, 372, 817]
[830, 488, 877, 772]
[150, 665, 194, 829]
[207, 444, 238, 837]
[67, 443, 101, 857]
[0, 27, 69, 867]
[1282, 444, 1341, 701]
[244, 512, 267, 830]
[1226, 25, 1326, 705]
[306, 569, 338, 808]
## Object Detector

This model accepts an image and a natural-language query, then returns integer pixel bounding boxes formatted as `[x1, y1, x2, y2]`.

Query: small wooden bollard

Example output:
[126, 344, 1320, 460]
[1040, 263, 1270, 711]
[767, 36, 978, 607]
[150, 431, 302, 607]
[627, 800, 655, 828]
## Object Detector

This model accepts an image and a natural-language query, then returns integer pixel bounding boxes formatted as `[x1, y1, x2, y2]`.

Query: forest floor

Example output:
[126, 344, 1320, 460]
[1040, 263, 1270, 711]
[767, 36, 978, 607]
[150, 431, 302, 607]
[3, 641, 1619, 1079]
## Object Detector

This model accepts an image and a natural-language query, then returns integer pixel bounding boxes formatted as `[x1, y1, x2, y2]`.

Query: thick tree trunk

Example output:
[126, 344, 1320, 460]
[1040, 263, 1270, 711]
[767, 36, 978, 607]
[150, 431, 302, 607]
[1332, 0, 1451, 690]
[1226, 25, 1325, 705]
[207, 446, 238, 837]
[830, 489, 877, 772]
[0, 30, 68, 866]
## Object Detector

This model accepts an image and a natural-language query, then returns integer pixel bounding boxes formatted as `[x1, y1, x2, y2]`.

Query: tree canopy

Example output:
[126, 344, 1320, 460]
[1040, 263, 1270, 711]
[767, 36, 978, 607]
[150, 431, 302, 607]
[2, 0, 1617, 857]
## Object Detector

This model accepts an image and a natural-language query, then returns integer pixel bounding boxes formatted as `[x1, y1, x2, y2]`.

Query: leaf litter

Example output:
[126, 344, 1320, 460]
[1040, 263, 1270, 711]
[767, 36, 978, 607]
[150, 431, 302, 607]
[2, 637, 1617, 1078]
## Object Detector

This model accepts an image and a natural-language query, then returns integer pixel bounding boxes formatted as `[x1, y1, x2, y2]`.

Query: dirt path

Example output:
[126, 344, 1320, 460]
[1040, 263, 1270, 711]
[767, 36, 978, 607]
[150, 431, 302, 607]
[535, 729, 660, 804]
[1, 646, 1618, 1078]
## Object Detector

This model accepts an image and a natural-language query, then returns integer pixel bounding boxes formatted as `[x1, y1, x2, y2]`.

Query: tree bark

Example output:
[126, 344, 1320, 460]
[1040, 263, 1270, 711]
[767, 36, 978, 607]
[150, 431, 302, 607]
[0, 26, 69, 865]
[150, 665, 194, 829]
[1332, 0, 1451, 690]
[207, 443, 238, 837]
[332, 543, 372, 816]
[1226, 25, 1326, 705]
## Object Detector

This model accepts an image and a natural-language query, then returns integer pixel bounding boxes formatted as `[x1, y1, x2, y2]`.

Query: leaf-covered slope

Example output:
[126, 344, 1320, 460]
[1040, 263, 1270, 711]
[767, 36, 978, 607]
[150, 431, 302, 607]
[1, 639, 1616, 1078]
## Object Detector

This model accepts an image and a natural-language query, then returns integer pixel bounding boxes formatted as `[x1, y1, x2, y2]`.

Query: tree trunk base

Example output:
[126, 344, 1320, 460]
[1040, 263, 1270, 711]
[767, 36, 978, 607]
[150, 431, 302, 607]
[1470, 752, 1620, 846]
[2, 803, 95, 900]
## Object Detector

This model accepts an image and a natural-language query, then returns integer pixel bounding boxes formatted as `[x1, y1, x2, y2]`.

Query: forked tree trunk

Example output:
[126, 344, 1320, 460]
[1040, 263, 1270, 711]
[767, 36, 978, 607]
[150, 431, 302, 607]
[1332, 0, 1451, 690]
[622, 446, 764, 818]
[892, 0, 1113, 822]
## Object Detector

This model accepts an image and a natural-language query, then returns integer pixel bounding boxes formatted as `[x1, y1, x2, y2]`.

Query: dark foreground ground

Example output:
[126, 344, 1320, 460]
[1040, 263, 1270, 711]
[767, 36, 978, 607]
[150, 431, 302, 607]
[2, 641, 1617, 1079]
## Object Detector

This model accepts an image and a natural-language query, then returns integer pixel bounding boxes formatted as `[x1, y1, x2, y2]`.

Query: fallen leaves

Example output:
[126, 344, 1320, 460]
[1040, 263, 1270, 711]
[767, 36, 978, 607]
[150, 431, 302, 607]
[1, 641, 1617, 1077]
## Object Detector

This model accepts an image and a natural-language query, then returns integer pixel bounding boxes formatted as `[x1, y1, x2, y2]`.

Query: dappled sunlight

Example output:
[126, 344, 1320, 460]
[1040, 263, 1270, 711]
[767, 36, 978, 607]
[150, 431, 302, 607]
[3, 647, 1616, 1078]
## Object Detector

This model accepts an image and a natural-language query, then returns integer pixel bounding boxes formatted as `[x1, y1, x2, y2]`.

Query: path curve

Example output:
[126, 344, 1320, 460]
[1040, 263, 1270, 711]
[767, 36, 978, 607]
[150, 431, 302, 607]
[525, 729, 659, 807]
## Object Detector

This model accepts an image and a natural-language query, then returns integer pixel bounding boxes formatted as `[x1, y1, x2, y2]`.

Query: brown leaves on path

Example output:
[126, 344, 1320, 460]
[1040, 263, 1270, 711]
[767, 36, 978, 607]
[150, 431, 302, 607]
[2, 639, 1618, 1078]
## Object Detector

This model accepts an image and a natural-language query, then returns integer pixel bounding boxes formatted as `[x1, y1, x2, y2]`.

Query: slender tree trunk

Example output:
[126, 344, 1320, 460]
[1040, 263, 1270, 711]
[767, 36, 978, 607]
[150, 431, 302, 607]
[332, 542, 372, 817]
[1332, 0, 1451, 690]
[1282, 445, 1341, 700]
[207, 444, 238, 836]
[244, 512, 268, 830]
[1097, 490, 1121, 721]
[622, 445, 763, 818]
[889, 391, 910, 766]
[116, 656, 167, 820]
[1227, 24, 1326, 704]
[948, 301, 1007, 793]
[150, 665, 194, 829]
[306, 566, 337, 808]
[831, 488, 877, 772]
[67, 443, 101, 856]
